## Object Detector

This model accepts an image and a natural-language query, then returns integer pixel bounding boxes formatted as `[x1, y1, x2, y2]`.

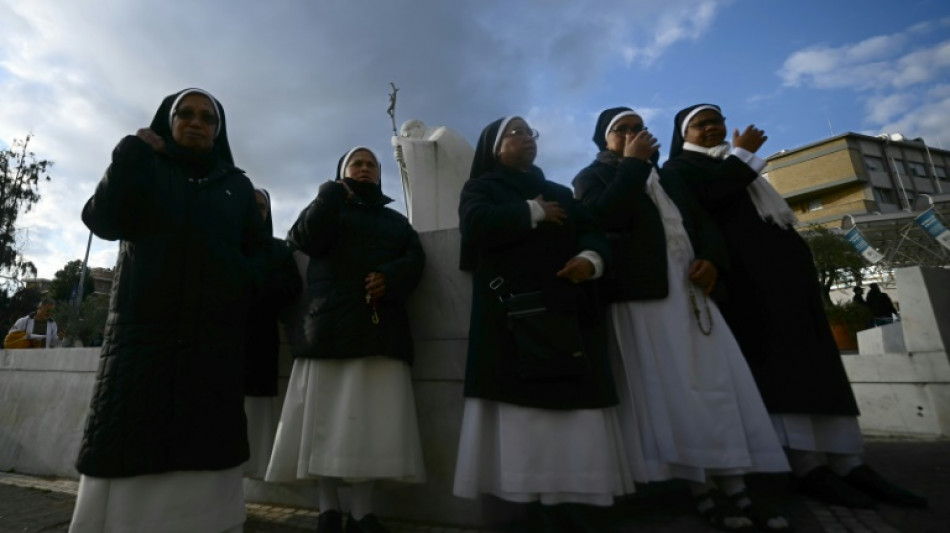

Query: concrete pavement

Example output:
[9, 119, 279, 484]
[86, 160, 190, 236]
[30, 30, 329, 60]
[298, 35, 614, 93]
[0, 438, 946, 533]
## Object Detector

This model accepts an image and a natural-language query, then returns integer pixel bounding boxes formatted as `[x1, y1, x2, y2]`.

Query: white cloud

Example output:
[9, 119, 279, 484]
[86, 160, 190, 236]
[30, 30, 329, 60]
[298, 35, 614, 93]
[778, 18, 950, 154]
[2, 0, 724, 281]
[866, 93, 913, 124]
[622, 0, 727, 66]
[779, 21, 950, 91]
[876, 84, 950, 147]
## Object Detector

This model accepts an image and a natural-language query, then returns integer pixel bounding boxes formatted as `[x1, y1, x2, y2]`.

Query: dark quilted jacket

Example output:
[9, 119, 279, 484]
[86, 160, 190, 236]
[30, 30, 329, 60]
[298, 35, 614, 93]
[287, 181, 424, 364]
[76, 135, 265, 477]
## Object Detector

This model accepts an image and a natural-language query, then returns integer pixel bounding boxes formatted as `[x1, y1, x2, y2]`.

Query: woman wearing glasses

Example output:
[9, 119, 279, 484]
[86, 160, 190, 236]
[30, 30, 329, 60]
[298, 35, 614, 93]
[573, 107, 790, 531]
[663, 104, 927, 510]
[453, 116, 631, 532]
[73, 88, 266, 533]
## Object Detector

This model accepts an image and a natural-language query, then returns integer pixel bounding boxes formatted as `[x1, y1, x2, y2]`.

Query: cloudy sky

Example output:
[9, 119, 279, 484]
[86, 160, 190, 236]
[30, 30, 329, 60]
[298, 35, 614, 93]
[0, 0, 948, 281]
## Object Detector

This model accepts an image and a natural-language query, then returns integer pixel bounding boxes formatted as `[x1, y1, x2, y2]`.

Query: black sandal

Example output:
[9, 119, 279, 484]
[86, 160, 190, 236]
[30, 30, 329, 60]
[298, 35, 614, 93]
[696, 489, 755, 531]
[728, 490, 792, 531]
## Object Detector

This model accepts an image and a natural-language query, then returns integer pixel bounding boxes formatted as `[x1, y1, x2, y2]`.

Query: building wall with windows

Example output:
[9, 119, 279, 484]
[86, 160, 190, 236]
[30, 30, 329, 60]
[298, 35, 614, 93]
[765, 133, 950, 227]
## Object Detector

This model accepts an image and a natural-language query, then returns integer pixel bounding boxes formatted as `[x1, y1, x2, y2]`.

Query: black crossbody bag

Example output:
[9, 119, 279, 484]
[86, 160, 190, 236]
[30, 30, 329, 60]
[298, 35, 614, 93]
[490, 276, 590, 382]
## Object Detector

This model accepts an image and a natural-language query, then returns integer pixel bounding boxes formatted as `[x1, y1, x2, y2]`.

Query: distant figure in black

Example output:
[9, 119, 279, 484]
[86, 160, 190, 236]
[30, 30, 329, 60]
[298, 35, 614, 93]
[866, 283, 898, 326]
[851, 286, 866, 307]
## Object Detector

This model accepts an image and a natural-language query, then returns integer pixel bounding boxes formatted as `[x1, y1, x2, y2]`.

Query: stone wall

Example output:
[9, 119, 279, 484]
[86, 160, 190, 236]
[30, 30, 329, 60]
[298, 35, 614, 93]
[0, 229, 521, 527]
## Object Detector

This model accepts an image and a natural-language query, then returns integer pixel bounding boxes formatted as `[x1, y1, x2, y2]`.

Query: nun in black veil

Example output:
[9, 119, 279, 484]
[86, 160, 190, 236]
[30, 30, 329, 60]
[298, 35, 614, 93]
[663, 103, 927, 510]
[574, 107, 791, 532]
[266, 146, 426, 533]
[73, 88, 266, 533]
[453, 116, 632, 531]
[242, 188, 301, 480]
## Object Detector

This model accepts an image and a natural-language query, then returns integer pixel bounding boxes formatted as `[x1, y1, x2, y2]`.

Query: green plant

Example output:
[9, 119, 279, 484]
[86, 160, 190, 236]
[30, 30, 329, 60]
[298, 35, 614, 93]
[53, 293, 108, 346]
[802, 225, 867, 306]
[825, 301, 872, 333]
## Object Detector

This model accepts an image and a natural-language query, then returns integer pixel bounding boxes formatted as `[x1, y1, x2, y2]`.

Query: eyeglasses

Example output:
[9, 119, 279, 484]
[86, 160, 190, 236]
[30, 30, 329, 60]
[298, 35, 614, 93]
[610, 125, 647, 135]
[174, 108, 219, 126]
[504, 128, 540, 140]
[688, 117, 726, 130]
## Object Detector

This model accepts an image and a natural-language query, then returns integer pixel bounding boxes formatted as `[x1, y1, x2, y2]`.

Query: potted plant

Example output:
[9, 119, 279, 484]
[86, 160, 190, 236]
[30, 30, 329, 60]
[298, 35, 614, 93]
[825, 301, 872, 351]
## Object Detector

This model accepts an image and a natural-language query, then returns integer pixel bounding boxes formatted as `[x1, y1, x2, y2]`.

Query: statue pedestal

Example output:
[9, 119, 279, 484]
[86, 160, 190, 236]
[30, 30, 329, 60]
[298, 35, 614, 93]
[844, 266, 950, 438]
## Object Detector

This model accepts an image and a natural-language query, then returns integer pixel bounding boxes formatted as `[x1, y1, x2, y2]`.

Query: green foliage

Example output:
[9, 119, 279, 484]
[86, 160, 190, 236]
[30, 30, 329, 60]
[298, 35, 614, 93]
[54, 293, 109, 347]
[48, 259, 94, 303]
[802, 225, 866, 306]
[825, 301, 872, 333]
[0, 135, 53, 283]
[0, 286, 42, 332]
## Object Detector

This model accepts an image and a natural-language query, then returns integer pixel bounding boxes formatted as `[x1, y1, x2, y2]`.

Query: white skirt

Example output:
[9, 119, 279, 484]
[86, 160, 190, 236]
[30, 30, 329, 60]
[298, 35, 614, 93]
[771, 414, 864, 454]
[265, 356, 425, 484]
[244, 396, 281, 479]
[453, 398, 635, 506]
[609, 254, 789, 484]
[69, 467, 245, 533]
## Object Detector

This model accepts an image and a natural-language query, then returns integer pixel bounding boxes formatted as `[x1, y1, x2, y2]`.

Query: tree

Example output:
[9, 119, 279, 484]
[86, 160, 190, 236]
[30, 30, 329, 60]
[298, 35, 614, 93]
[49, 259, 94, 304]
[0, 134, 53, 283]
[0, 286, 42, 332]
[802, 225, 867, 306]
[55, 292, 109, 347]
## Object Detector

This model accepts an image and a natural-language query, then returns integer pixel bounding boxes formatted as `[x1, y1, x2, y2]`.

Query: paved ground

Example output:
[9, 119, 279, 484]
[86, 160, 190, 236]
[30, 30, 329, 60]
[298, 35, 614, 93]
[0, 438, 946, 533]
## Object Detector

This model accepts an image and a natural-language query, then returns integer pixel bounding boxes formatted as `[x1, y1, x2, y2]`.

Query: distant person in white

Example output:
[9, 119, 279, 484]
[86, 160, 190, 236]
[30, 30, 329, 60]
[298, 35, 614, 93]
[8, 298, 60, 348]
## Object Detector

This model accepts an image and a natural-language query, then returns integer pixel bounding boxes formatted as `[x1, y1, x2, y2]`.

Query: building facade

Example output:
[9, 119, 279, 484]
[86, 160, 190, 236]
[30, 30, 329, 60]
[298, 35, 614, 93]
[764, 133, 950, 227]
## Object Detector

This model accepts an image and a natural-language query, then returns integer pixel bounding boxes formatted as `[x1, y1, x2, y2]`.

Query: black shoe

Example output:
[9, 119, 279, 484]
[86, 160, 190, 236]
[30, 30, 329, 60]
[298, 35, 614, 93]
[844, 464, 928, 508]
[526, 502, 568, 533]
[562, 503, 612, 533]
[317, 510, 343, 533]
[345, 513, 390, 533]
[792, 465, 875, 508]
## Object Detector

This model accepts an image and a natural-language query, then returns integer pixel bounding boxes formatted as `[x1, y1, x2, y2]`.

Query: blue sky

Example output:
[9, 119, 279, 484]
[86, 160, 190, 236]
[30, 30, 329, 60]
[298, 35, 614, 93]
[0, 0, 948, 280]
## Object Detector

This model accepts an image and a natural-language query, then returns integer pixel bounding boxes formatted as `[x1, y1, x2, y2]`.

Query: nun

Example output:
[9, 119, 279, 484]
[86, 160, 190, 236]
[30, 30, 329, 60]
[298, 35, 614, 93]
[242, 188, 301, 480]
[266, 147, 426, 533]
[453, 116, 632, 532]
[573, 107, 790, 531]
[73, 88, 266, 533]
[663, 103, 927, 509]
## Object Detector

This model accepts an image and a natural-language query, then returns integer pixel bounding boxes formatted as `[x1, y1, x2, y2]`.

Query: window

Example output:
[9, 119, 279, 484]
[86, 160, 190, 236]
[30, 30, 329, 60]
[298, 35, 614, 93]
[863, 155, 885, 172]
[874, 187, 896, 205]
[892, 158, 907, 175]
[807, 199, 823, 212]
[909, 162, 927, 177]
[936, 166, 948, 181]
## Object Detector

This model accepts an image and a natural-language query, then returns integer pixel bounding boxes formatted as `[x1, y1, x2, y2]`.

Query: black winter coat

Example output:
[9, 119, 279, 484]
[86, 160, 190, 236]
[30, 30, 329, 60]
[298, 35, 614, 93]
[77, 135, 266, 477]
[573, 156, 728, 303]
[459, 166, 616, 410]
[287, 181, 424, 363]
[245, 237, 301, 396]
[663, 151, 859, 416]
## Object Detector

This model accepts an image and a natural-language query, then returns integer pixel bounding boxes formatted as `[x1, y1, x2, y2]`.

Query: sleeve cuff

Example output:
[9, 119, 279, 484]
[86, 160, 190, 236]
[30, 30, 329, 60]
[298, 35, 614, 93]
[527, 199, 545, 229]
[576, 250, 604, 280]
[731, 146, 767, 173]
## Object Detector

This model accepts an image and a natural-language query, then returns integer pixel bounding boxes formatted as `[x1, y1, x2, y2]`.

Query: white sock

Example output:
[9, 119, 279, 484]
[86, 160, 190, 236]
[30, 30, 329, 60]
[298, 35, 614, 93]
[716, 475, 749, 508]
[786, 448, 826, 477]
[828, 453, 863, 477]
[318, 476, 342, 512]
[350, 481, 375, 519]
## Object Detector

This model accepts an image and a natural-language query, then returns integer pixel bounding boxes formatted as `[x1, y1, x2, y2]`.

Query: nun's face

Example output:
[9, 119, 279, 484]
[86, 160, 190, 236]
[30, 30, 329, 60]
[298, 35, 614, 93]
[684, 109, 727, 148]
[171, 93, 218, 152]
[254, 191, 269, 221]
[496, 118, 537, 171]
[605, 115, 645, 154]
[344, 150, 380, 184]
